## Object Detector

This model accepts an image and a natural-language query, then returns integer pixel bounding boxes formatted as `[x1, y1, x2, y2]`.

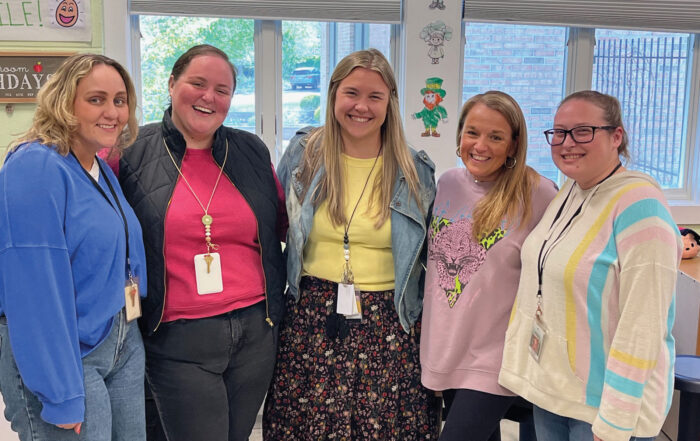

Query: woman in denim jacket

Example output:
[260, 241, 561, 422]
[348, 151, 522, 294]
[263, 49, 439, 440]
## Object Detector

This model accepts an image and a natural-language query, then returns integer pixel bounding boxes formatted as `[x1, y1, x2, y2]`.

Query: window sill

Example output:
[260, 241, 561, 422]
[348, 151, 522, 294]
[669, 203, 700, 224]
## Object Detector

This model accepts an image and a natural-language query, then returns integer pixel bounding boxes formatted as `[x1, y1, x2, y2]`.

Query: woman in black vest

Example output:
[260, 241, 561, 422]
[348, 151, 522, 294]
[119, 44, 287, 441]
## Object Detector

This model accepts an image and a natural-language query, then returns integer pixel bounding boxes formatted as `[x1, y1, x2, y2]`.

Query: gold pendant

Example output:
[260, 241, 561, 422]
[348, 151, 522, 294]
[202, 214, 213, 226]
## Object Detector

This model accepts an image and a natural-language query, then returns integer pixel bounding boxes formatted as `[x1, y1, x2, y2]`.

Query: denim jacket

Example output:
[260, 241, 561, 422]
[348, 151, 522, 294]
[277, 127, 436, 332]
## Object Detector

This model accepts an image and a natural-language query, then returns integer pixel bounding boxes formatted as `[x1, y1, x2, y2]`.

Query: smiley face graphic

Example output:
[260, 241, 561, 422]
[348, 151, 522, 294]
[55, 0, 79, 27]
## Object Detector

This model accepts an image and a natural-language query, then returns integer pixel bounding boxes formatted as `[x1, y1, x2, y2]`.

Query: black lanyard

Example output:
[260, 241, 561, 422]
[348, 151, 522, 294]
[71, 152, 133, 278]
[536, 162, 622, 298]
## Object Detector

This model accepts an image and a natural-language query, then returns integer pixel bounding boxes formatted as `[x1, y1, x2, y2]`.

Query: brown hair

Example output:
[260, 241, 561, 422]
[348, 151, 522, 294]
[457, 91, 538, 239]
[558, 90, 630, 161]
[11, 53, 138, 157]
[170, 44, 237, 93]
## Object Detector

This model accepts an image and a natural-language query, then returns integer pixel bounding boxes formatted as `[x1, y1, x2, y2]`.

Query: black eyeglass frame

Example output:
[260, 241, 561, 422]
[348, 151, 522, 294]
[543, 125, 617, 146]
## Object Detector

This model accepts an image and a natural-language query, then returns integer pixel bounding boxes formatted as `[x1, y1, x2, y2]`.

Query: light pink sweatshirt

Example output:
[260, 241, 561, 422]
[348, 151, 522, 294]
[420, 167, 557, 395]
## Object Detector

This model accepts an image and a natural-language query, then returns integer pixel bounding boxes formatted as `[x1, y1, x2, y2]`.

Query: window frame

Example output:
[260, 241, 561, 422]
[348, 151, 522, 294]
[459, 22, 700, 221]
[566, 28, 700, 222]
[127, 11, 700, 222]
[129, 16, 397, 165]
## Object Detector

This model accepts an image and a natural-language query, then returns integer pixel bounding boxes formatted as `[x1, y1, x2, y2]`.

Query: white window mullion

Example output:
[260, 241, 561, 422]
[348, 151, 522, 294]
[255, 20, 283, 160]
[392, 22, 404, 117]
[129, 16, 144, 118]
[565, 28, 595, 96]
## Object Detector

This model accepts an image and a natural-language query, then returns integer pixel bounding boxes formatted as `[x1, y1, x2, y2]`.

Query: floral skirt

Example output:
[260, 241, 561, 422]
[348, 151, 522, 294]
[263, 276, 440, 440]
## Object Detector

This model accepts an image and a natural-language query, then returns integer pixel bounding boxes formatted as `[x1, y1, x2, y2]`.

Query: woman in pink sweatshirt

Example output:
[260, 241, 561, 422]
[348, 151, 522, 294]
[420, 90, 557, 440]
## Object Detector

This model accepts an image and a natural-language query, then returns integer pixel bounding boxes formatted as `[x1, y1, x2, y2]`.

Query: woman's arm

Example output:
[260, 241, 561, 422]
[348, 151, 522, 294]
[592, 195, 681, 441]
[272, 164, 288, 241]
[0, 148, 86, 426]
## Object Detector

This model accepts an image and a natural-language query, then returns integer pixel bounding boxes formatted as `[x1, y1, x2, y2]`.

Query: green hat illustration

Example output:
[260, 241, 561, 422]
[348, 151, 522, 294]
[420, 77, 446, 98]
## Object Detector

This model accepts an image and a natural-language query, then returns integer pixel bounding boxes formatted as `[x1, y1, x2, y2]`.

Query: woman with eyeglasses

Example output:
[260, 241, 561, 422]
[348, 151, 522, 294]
[499, 90, 681, 441]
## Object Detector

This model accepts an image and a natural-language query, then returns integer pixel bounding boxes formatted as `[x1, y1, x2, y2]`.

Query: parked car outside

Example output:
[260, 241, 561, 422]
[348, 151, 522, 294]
[290, 67, 320, 90]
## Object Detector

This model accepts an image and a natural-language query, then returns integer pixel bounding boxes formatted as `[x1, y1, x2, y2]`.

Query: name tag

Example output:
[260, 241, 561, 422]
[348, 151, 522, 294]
[194, 253, 223, 295]
[529, 317, 547, 362]
[124, 278, 142, 322]
[337, 283, 362, 319]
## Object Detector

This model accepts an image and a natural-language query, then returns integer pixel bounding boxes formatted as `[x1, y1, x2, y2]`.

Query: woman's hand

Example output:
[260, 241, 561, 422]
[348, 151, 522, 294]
[56, 422, 82, 434]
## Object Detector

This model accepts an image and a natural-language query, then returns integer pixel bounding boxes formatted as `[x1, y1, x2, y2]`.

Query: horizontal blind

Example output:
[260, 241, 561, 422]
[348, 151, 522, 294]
[463, 1, 700, 33]
[130, 0, 401, 23]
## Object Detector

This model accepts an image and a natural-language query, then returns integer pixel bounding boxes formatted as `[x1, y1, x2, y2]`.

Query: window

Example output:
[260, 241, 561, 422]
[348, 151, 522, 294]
[593, 29, 693, 189]
[462, 23, 567, 183]
[281, 21, 392, 147]
[139, 16, 256, 133]
[137, 16, 392, 158]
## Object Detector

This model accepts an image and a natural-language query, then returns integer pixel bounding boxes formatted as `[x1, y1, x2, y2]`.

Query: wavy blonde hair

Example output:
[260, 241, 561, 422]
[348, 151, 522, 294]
[457, 91, 538, 239]
[10, 53, 138, 157]
[299, 49, 421, 228]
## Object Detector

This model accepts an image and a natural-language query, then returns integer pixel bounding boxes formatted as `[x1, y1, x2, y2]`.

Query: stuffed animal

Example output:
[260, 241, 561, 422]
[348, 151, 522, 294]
[680, 228, 700, 259]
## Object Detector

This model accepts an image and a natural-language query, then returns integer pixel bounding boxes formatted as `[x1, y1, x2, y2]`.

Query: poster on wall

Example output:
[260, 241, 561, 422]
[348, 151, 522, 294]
[0, 0, 91, 42]
[0, 52, 73, 102]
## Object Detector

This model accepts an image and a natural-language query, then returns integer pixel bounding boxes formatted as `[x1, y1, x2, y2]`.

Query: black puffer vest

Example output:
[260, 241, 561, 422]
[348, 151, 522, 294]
[119, 109, 286, 335]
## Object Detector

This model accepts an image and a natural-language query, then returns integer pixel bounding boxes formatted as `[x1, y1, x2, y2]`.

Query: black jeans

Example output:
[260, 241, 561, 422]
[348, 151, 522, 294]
[143, 301, 277, 441]
[440, 389, 517, 441]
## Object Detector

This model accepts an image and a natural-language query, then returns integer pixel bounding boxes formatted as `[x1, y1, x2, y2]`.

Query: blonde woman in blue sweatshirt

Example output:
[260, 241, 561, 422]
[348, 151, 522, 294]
[0, 54, 147, 441]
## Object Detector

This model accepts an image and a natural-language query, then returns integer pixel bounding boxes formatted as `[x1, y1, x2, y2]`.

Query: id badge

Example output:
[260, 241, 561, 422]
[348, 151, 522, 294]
[337, 283, 355, 315]
[194, 253, 223, 295]
[346, 290, 362, 320]
[124, 277, 142, 322]
[529, 317, 547, 362]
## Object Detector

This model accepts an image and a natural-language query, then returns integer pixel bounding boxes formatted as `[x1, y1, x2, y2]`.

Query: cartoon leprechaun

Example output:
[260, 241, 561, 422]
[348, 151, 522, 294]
[412, 77, 448, 137]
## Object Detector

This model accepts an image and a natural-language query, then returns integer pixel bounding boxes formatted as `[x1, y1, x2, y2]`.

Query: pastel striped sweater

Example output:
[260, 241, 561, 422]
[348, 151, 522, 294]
[499, 171, 681, 441]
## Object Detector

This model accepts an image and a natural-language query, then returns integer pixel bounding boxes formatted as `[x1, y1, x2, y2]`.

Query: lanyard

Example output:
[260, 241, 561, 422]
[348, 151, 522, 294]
[536, 162, 622, 299]
[341, 147, 382, 285]
[71, 152, 133, 278]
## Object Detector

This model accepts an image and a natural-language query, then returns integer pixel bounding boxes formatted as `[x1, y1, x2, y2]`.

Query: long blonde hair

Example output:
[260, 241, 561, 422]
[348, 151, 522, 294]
[10, 53, 138, 156]
[299, 48, 421, 227]
[457, 91, 537, 239]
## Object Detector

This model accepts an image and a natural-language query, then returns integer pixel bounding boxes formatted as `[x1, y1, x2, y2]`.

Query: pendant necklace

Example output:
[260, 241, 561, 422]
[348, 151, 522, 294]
[163, 137, 229, 266]
[342, 146, 382, 284]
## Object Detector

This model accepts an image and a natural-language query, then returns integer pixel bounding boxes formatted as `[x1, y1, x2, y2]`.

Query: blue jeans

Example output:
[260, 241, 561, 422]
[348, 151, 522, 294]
[144, 301, 277, 441]
[0, 310, 146, 441]
[533, 405, 655, 441]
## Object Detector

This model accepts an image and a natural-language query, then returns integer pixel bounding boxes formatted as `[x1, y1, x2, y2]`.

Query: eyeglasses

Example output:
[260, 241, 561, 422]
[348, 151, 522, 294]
[543, 125, 617, 146]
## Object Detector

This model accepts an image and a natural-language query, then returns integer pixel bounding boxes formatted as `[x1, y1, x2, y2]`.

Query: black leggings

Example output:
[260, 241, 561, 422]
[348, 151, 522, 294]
[440, 389, 517, 441]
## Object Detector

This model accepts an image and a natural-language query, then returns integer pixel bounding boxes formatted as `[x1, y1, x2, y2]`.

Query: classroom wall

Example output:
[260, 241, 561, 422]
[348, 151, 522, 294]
[0, 0, 105, 162]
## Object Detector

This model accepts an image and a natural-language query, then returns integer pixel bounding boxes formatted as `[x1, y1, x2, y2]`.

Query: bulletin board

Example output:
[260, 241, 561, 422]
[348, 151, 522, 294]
[0, 52, 73, 102]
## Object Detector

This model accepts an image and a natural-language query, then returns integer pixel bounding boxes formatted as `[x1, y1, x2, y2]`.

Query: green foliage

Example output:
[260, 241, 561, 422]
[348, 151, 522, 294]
[139, 17, 323, 125]
[281, 21, 322, 77]
[296, 56, 321, 69]
[299, 94, 320, 111]
[139, 16, 255, 123]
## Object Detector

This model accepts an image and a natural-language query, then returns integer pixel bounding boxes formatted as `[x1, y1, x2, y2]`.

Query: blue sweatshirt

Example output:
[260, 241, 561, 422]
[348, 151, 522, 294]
[0, 142, 147, 424]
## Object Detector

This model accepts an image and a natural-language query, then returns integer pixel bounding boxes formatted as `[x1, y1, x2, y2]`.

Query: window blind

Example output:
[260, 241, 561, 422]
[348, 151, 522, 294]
[463, 1, 700, 33]
[130, 0, 402, 23]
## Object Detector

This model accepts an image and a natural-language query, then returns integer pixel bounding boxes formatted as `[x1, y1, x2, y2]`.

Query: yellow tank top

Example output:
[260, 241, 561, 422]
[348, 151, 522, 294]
[302, 154, 394, 291]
